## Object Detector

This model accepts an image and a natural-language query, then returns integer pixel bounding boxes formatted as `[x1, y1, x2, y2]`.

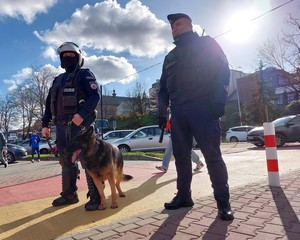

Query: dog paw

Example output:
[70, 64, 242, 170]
[119, 193, 125, 197]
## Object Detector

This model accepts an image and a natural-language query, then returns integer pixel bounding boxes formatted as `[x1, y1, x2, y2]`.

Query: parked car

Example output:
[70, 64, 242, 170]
[97, 129, 134, 143]
[17, 138, 55, 154]
[247, 115, 300, 147]
[111, 125, 170, 152]
[94, 119, 110, 134]
[6, 143, 27, 163]
[226, 125, 254, 142]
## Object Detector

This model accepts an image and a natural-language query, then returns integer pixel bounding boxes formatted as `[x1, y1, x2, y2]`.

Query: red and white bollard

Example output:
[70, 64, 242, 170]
[263, 122, 280, 186]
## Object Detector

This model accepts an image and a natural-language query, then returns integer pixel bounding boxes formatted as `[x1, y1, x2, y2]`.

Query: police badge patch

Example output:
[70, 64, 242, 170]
[89, 82, 98, 90]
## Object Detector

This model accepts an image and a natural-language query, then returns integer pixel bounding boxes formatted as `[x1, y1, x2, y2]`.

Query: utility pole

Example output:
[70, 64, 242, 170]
[100, 85, 104, 139]
[230, 65, 243, 126]
[259, 61, 269, 122]
[236, 83, 243, 126]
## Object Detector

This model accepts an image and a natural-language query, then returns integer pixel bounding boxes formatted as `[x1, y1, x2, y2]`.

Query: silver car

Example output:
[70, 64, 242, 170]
[112, 125, 170, 152]
[17, 138, 55, 154]
[97, 129, 134, 143]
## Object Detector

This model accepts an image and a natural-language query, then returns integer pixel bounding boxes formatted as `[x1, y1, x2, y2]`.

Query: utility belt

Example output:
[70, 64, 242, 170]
[53, 115, 72, 126]
[53, 110, 96, 126]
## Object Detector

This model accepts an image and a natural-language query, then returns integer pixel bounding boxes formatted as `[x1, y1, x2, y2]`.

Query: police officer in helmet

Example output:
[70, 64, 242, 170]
[158, 13, 234, 220]
[42, 42, 100, 211]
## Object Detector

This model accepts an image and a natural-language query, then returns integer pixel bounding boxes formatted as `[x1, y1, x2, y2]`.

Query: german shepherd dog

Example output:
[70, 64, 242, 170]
[70, 126, 133, 210]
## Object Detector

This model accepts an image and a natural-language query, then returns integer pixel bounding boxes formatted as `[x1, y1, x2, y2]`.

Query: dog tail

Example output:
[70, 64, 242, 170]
[122, 174, 133, 181]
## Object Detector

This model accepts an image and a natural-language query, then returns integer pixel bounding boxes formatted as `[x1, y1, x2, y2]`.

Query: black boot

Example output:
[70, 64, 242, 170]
[164, 192, 194, 210]
[52, 192, 79, 206]
[217, 201, 234, 221]
[85, 171, 100, 211]
[52, 164, 79, 206]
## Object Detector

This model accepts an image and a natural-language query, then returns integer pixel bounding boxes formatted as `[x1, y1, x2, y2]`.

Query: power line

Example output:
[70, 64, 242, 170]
[104, 61, 162, 86]
[105, 0, 294, 85]
[214, 0, 294, 39]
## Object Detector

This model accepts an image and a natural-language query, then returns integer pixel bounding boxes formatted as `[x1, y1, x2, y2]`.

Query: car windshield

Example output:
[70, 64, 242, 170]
[272, 115, 295, 127]
[133, 131, 147, 138]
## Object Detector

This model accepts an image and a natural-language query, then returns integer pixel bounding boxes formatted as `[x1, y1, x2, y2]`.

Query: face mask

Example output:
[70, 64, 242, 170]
[62, 56, 78, 72]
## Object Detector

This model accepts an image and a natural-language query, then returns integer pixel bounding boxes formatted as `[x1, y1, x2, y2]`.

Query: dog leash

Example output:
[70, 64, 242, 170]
[46, 137, 59, 158]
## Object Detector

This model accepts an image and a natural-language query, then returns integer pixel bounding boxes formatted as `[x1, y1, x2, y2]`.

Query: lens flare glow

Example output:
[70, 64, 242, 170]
[224, 11, 257, 43]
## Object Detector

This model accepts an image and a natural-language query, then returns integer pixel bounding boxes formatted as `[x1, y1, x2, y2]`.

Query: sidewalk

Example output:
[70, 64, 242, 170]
[57, 169, 300, 240]
[1, 144, 300, 240]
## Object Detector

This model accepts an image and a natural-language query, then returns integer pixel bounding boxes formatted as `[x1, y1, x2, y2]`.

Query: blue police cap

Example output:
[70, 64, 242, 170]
[167, 13, 192, 25]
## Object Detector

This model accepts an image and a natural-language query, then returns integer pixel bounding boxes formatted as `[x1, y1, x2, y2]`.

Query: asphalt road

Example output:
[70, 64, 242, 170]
[0, 142, 299, 240]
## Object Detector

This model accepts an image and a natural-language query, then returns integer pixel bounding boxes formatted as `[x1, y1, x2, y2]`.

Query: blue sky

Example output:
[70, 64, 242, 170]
[0, 0, 299, 97]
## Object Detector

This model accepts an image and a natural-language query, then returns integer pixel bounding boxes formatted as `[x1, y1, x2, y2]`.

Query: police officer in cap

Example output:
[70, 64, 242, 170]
[158, 13, 234, 220]
[42, 42, 101, 211]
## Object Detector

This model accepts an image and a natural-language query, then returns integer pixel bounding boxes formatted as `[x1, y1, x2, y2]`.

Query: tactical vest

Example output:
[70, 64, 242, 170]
[50, 70, 85, 125]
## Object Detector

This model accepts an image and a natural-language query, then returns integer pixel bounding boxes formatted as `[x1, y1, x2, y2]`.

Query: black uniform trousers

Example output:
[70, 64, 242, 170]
[171, 101, 230, 203]
[56, 124, 82, 195]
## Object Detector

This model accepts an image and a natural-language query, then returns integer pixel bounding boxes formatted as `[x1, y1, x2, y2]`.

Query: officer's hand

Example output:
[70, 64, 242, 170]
[42, 127, 51, 139]
[210, 103, 225, 119]
[158, 116, 167, 129]
[72, 114, 84, 126]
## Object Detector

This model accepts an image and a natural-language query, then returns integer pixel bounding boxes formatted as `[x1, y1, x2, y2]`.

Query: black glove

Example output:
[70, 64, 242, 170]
[158, 116, 167, 129]
[210, 103, 225, 119]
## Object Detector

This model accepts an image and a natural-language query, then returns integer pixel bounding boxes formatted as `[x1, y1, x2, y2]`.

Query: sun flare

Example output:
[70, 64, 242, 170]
[224, 10, 257, 43]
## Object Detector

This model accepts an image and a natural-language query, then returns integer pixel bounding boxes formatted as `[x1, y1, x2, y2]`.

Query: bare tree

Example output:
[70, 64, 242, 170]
[0, 94, 18, 137]
[8, 66, 57, 138]
[149, 79, 160, 116]
[125, 81, 149, 115]
[124, 81, 150, 126]
[282, 13, 300, 69]
[23, 66, 56, 119]
[257, 11, 300, 99]
[10, 86, 39, 139]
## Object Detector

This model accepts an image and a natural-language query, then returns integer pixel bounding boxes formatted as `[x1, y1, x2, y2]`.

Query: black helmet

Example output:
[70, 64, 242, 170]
[57, 42, 84, 68]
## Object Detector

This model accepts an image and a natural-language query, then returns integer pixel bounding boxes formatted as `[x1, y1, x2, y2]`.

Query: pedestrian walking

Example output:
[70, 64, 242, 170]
[29, 130, 41, 163]
[0, 131, 8, 168]
[156, 119, 204, 172]
[158, 13, 234, 220]
[41, 42, 100, 211]
[156, 138, 204, 172]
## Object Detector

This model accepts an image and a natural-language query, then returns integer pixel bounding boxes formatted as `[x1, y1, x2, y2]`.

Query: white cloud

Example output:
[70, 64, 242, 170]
[42, 46, 57, 61]
[84, 55, 137, 85]
[4, 56, 136, 91]
[4, 67, 32, 91]
[34, 0, 173, 58]
[32, 0, 205, 88]
[0, 0, 58, 24]
[4, 65, 62, 92]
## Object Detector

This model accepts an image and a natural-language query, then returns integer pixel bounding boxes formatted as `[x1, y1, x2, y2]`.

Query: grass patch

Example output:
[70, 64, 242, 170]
[24, 154, 56, 159]
[123, 151, 164, 159]
[26, 152, 164, 159]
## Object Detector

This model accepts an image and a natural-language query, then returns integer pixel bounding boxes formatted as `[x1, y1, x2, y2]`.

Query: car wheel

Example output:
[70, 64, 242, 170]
[229, 136, 238, 142]
[118, 145, 130, 153]
[276, 133, 286, 147]
[254, 143, 264, 147]
[6, 152, 15, 164]
[40, 148, 49, 154]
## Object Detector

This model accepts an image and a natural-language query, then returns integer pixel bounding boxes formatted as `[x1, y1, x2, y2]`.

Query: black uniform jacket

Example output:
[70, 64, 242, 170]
[158, 31, 230, 118]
